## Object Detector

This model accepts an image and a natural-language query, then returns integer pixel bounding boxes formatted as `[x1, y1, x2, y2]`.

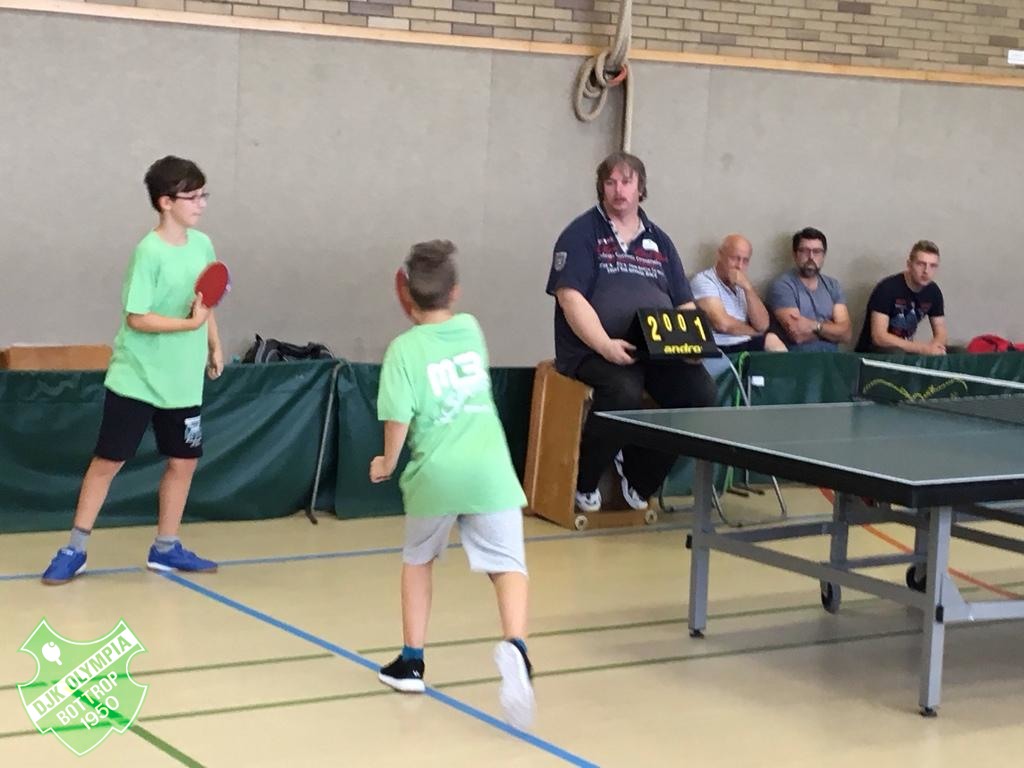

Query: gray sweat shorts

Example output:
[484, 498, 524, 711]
[403, 508, 527, 575]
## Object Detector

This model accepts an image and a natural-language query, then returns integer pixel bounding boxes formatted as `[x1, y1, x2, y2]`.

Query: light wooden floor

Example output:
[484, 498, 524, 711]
[2, 487, 1023, 767]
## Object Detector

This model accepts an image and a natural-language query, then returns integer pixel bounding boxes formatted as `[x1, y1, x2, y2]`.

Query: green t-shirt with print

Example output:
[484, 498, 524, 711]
[377, 313, 527, 518]
[104, 229, 215, 409]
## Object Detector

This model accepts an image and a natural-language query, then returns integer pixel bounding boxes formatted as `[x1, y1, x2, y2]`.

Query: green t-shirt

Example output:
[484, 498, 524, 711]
[104, 229, 215, 409]
[377, 313, 527, 518]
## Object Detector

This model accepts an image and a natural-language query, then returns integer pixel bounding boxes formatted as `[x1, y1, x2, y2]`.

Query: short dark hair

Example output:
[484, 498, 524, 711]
[792, 227, 828, 253]
[909, 239, 940, 260]
[144, 156, 206, 212]
[595, 151, 647, 203]
[405, 240, 458, 310]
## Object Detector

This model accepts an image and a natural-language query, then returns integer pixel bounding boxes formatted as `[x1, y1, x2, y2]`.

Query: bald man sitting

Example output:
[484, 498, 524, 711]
[691, 235, 787, 354]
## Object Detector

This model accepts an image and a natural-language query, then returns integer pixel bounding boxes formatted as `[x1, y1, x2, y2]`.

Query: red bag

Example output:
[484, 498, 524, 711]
[966, 334, 1024, 353]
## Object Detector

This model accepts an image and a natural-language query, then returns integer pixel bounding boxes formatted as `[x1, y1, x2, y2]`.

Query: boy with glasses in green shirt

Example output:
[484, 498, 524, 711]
[42, 156, 223, 585]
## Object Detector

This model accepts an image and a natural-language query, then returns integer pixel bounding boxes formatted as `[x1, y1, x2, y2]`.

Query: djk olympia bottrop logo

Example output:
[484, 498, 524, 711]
[17, 618, 148, 756]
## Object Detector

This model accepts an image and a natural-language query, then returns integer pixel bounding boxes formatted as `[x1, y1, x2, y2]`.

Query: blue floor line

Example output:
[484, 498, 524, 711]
[0, 565, 141, 582]
[0, 523, 687, 581]
[160, 571, 600, 767]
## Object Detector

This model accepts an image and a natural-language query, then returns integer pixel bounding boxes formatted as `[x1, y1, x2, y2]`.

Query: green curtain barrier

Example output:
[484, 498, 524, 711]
[745, 351, 861, 405]
[745, 351, 1024, 406]
[0, 361, 336, 533]
[332, 363, 535, 519]
[5, 352, 1023, 533]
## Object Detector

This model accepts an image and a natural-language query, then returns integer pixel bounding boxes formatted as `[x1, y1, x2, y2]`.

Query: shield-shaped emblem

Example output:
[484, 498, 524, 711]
[17, 619, 148, 756]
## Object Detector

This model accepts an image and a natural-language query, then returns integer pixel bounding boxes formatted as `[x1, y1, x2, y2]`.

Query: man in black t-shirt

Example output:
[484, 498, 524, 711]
[855, 240, 947, 354]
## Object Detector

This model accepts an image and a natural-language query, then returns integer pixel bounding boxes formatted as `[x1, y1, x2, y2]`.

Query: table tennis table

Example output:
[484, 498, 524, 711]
[594, 359, 1024, 716]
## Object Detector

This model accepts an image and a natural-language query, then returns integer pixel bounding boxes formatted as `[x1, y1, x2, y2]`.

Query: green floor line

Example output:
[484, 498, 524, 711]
[2, 597, 873, 694]
[131, 723, 209, 768]
[141, 689, 393, 723]
[353, 599, 869, 656]
[0, 602, 839, 694]
[354, 576, 1020, 656]
[0, 625, 922, 737]
[0, 652, 334, 693]
[0, 694, 207, 767]
[140, 651, 332, 679]
[6, 576, 1021, 693]
[435, 627, 919, 689]
[0, 689, 389, 741]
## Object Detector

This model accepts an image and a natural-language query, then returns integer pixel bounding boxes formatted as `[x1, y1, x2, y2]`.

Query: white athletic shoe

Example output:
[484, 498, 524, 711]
[494, 641, 535, 731]
[613, 451, 649, 510]
[574, 489, 602, 513]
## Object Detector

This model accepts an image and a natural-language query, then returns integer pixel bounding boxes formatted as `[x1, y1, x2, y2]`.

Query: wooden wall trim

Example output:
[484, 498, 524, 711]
[3, 0, 1023, 90]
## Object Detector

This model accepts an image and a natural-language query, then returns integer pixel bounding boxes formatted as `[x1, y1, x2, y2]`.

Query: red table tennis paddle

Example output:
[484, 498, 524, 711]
[395, 267, 414, 319]
[195, 262, 231, 308]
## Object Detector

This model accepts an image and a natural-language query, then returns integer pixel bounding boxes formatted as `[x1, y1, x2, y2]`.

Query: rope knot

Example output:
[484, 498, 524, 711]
[571, 3, 635, 151]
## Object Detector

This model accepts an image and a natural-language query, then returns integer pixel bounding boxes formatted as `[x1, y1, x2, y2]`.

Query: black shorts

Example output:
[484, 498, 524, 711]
[94, 389, 203, 461]
[717, 335, 768, 355]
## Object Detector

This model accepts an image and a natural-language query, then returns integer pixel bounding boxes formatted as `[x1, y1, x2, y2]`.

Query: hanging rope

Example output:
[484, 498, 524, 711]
[572, 0, 635, 151]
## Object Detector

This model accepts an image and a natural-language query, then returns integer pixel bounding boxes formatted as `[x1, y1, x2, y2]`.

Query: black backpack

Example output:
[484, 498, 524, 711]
[242, 334, 335, 363]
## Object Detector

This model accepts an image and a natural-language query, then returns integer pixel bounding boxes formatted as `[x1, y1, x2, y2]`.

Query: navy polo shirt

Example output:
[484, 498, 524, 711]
[545, 205, 694, 376]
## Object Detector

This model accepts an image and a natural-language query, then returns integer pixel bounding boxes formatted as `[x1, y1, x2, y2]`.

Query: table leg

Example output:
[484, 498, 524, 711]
[829, 492, 850, 567]
[819, 493, 850, 613]
[919, 506, 952, 717]
[688, 460, 714, 638]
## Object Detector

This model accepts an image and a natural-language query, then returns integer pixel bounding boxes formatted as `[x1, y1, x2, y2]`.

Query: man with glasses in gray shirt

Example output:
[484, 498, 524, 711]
[768, 227, 851, 352]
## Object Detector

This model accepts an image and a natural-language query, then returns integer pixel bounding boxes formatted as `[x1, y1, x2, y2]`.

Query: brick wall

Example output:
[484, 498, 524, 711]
[84, 0, 1024, 77]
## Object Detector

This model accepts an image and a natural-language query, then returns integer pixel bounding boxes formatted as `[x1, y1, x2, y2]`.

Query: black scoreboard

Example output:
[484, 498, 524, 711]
[631, 307, 720, 360]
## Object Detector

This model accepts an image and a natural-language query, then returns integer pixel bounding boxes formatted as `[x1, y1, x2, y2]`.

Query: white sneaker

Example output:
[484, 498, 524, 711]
[494, 641, 535, 730]
[613, 450, 626, 479]
[574, 489, 601, 513]
[619, 479, 650, 510]
[613, 451, 649, 510]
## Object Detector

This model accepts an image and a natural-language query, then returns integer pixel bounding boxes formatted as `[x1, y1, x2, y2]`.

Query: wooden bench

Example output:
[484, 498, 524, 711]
[522, 360, 657, 531]
[0, 344, 112, 370]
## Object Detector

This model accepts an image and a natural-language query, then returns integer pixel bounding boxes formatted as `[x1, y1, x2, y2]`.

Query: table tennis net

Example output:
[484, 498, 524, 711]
[856, 358, 1024, 427]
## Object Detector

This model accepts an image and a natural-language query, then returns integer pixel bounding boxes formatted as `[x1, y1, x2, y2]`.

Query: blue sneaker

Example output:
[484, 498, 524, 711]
[146, 542, 217, 573]
[41, 548, 87, 585]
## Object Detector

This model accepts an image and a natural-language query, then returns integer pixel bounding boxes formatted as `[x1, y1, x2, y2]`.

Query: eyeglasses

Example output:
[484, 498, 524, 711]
[174, 192, 210, 202]
[796, 247, 825, 256]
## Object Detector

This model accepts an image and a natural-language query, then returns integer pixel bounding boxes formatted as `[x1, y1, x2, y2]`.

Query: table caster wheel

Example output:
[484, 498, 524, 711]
[574, 514, 589, 531]
[820, 581, 841, 614]
[644, 508, 658, 525]
[906, 565, 927, 593]
[689, 629, 705, 639]
[920, 706, 938, 718]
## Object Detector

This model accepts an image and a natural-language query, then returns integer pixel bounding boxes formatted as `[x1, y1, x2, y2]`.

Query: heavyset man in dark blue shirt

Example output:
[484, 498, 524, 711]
[545, 152, 716, 513]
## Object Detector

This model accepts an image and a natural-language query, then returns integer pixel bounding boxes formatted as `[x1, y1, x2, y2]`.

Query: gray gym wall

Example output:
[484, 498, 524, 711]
[2, 9, 1021, 364]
